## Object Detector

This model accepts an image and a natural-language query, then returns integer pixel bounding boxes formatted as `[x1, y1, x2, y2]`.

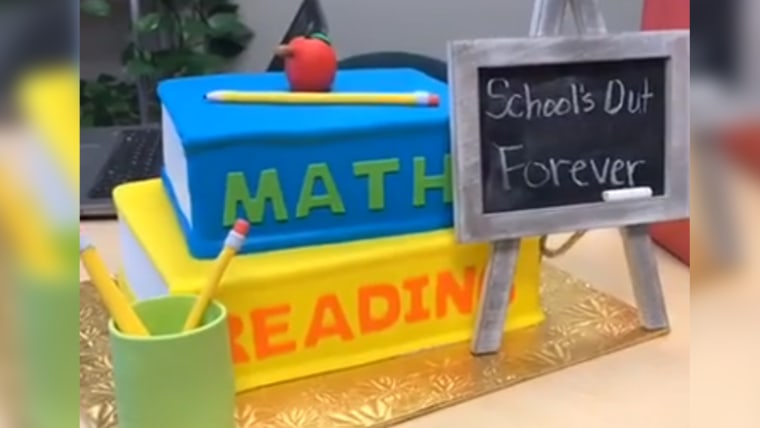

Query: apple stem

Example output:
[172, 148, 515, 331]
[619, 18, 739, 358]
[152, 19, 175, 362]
[275, 45, 293, 58]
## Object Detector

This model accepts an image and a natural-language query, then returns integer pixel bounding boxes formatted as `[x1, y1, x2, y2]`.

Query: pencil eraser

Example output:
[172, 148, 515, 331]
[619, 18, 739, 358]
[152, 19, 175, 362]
[232, 219, 250, 236]
[602, 187, 653, 202]
[428, 94, 440, 107]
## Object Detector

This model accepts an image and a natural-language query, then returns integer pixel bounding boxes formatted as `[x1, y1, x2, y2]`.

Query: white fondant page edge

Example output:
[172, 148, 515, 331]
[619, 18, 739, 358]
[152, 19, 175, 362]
[118, 217, 170, 301]
[23, 129, 78, 227]
[162, 105, 193, 227]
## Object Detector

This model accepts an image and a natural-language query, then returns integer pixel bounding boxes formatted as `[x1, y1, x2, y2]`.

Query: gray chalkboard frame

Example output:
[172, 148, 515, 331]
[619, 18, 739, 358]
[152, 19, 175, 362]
[448, 30, 690, 243]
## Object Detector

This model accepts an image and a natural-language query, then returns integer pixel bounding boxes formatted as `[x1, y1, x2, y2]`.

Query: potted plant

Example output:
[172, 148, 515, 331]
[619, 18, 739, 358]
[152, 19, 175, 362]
[80, 0, 253, 126]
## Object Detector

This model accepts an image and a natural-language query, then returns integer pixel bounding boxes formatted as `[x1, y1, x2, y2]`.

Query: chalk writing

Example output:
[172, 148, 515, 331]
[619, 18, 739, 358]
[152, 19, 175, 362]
[494, 144, 646, 191]
[485, 77, 655, 120]
[476, 58, 667, 212]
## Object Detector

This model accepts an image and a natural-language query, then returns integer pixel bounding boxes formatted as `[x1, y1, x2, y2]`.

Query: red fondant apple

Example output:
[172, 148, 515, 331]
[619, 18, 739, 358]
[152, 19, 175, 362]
[275, 33, 337, 92]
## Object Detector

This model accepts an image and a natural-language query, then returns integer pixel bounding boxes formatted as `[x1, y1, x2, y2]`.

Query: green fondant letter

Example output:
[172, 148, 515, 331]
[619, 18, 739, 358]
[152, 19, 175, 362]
[296, 163, 346, 218]
[353, 158, 400, 211]
[223, 170, 288, 226]
[413, 155, 452, 207]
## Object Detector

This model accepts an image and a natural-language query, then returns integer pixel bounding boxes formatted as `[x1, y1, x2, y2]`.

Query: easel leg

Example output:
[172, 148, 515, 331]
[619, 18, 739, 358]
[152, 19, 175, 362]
[529, 0, 568, 37]
[568, 0, 608, 35]
[471, 239, 520, 355]
[620, 225, 669, 330]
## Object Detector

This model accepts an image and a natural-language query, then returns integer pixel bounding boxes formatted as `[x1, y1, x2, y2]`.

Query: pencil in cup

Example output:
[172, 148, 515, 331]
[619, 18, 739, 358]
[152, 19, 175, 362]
[79, 234, 149, 336]
[204, 90, 440, 107]
[183, 219, 250, 331]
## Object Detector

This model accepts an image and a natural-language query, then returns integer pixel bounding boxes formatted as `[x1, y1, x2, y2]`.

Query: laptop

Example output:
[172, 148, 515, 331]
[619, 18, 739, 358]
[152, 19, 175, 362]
[80, 0, 328, 219]
[80, 125, 163, 218]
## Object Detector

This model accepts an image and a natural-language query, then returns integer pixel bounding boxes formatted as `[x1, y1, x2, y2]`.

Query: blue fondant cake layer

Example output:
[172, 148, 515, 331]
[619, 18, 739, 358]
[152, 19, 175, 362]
[159, 69, 454, 259]
[158, 69, 449, 150]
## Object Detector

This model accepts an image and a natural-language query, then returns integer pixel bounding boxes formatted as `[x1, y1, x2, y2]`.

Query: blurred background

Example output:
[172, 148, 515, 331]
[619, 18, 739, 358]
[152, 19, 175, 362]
[0, 0, 756, 427]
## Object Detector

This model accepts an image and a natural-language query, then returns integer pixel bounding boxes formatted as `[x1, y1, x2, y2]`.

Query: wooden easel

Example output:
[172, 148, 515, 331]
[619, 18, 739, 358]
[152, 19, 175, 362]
[471, 0, 670, 355]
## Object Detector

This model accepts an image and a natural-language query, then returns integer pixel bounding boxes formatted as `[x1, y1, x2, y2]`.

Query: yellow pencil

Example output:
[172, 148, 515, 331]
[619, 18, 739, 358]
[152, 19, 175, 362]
[183, 219, 250, 331]
[80, 234, 149, 336]
[0, 181, 60, 278]
[204, 90, 440, 107]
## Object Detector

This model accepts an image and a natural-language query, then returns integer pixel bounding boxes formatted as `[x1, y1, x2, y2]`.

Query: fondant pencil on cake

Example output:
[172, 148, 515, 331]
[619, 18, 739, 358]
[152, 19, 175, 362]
[204, 90, 440, 107]
[80, 232, 149, 336]
[183, 219, 250, 331]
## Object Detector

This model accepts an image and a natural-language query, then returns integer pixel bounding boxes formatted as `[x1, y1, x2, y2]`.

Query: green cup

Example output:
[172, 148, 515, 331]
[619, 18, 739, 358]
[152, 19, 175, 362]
[16, 272, 80, 428]
[109, 296, 236, 428]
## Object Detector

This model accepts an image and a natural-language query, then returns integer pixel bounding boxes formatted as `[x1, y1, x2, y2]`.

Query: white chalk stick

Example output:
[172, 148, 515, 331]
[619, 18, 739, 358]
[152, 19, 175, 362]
[602, 187, 653, 202]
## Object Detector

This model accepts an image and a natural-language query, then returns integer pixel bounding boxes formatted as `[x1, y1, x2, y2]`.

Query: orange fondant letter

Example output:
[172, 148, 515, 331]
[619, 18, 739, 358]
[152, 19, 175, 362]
[228, 314, 250, 363]
[358, 284, 401, 334]
[436, 266, 478, 318]
[305, 294, 355, 348]
[250, 305, 297, 360]
[402, 276, 431, 323]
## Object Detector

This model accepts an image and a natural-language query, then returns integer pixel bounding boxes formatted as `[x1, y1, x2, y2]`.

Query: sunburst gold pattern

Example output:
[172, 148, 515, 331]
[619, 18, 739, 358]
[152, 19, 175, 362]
[80, 264, 664, 427]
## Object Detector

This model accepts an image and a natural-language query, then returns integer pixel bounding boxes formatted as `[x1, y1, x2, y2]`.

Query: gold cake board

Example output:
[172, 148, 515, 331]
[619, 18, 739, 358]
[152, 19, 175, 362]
[80, 264, 666, 427]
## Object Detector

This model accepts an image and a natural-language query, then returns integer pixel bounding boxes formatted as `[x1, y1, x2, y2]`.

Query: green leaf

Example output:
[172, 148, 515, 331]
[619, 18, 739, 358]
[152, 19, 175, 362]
[120, 43, 136, 65]
[95, 74, 117, 84]
[151, 49, 192, 76]
[136, 13, 162, 33]
[207, 13, 244, 35]
[181, 17, 209, 43]
[81, 0, 111, 16]
[108, 101, 133, 115]
[174, 52, 225, 75]
[126, 58, 157, 77]
[82, 81, 107, 99]
[207, 37, 247, 59]
[81, 114, 95, 127]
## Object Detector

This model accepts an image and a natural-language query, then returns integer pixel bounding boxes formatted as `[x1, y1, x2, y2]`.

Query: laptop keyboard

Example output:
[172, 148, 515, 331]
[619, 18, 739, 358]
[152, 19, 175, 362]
[88, 129, 163, 199]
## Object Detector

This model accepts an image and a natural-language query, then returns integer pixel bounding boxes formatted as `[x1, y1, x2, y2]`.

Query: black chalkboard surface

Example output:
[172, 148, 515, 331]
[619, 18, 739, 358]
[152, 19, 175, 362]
[478, 58, 667, 214]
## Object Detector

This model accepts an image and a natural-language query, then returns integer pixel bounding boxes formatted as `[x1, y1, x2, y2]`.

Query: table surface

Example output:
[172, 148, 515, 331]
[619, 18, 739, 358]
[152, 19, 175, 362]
[79, 167, 760, 428]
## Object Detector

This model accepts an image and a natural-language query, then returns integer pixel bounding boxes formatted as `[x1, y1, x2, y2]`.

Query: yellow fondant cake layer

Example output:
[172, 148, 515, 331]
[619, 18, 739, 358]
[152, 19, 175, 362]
[0, 167, 65, 277]
[115, 180, 544, 391]
[16, 66, 79, 191]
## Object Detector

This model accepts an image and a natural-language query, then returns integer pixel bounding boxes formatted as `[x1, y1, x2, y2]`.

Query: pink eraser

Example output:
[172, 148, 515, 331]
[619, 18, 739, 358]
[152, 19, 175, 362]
[232, 219, 250, 236]
[428, 94, 440, 107]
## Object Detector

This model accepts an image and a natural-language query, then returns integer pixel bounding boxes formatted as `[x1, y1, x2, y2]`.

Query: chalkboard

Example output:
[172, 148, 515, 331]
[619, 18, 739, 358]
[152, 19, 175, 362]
[478, 58, 667, 214]
[447, 31, 690, 243]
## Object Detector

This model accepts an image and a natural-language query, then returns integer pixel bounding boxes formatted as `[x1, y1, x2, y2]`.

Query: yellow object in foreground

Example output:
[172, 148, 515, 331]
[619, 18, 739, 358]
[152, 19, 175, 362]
[0, 168, 60, 277]
[205, 90, 439, 106]
[183, 247, 237, 331]
[115, 179, 544, 392]
[16, 66, 79, 191]
[80, 242, 149, 336]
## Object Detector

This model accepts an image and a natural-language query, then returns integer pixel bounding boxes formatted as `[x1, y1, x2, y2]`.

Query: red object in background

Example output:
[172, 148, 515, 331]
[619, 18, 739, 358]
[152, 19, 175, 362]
[278, 34, 338, 92]
[724, 124, 760, 175]
[642, 0, 691, 264]
[641, 0, 689, 30]
[650, 220, 690, 264]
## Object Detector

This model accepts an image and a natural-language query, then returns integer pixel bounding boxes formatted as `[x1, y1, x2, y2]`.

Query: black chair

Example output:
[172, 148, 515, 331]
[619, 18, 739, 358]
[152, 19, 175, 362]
[338, 51, 447, 83]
